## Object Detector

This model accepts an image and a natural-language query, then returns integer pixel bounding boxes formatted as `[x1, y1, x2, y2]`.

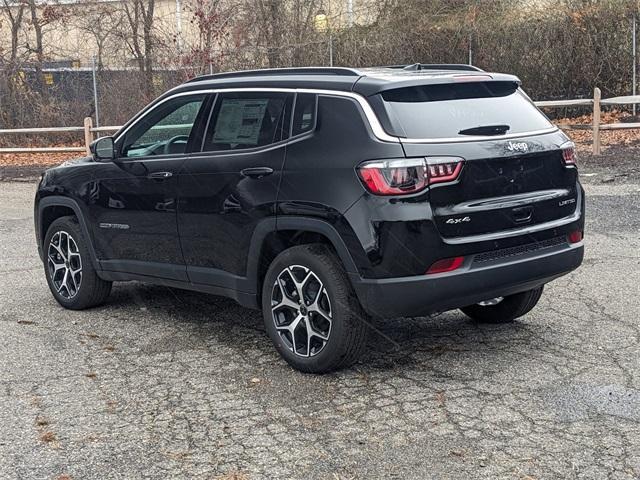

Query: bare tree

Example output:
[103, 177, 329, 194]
[118, 0, 156, 99]
[181, 0, 235, 75]
[0, 0, 26, 126]
[75, 1, 123, 71]
[24, 0, 66, 94]
[1, 0, 25, 66]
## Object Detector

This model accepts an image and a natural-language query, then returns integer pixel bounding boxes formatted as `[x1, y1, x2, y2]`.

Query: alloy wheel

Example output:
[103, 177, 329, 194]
[271, 265, 332, 357]
[47, 230, 82, 299]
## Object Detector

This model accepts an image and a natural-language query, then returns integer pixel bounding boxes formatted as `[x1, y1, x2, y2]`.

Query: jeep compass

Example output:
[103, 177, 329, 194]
[34, 64, 584, 373]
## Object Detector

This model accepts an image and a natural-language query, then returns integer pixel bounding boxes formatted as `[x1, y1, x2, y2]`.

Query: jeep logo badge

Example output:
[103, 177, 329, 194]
[506, 141, 529, 153]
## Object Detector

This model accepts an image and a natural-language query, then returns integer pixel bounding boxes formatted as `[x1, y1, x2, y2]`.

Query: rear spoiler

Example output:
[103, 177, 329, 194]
[353, 71, 521, 97]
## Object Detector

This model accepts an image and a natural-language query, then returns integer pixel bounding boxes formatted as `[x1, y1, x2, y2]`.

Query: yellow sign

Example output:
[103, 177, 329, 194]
[43, 73, 54, 85]
[314, 13, 328, 33]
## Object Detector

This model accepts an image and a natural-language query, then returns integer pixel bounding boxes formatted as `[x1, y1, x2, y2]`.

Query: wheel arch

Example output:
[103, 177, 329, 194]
[37, 196, 101, 271]
[246, 216, 359, 298]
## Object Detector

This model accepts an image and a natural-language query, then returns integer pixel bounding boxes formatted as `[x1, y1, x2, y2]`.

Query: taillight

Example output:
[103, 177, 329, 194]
[568, 230, 583, 244]
[561, 141, 577, 166]
[426, 158, 464, 184]
[426, 256, 465, 274]
[357, 157, 464, 196]
[357, 158, 427, 195]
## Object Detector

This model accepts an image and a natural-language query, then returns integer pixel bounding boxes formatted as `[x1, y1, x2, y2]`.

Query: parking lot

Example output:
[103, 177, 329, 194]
[1, 174, 639, 480]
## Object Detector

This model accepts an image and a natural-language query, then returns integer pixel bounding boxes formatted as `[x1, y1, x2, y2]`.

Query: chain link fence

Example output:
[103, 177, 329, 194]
[1, 0, 639, 147]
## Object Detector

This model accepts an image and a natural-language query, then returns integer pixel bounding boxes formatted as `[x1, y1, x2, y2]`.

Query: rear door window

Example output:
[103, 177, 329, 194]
[379, 81, 553, 139]
[202, 92, 293, 152]
[292, 93, 317, 136]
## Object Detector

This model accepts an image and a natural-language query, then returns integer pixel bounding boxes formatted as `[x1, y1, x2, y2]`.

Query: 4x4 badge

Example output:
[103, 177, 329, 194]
[445, 216, 471, 224]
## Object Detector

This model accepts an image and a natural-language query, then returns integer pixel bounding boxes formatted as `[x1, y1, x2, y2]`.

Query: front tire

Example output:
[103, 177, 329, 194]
[43, 216, 112, 310]
[460, 286, 544, 324]
[262, 244, 368, 374]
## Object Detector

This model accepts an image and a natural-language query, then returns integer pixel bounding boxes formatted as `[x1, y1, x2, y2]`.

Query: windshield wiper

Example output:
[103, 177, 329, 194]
[458, 124, 510, 136]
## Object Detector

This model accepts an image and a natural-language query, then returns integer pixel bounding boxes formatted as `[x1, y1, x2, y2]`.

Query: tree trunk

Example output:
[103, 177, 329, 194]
[27, 0, 46, 99]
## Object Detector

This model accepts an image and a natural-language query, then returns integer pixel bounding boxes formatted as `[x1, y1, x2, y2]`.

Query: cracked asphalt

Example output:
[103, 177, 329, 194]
[1, 177, 639, 480]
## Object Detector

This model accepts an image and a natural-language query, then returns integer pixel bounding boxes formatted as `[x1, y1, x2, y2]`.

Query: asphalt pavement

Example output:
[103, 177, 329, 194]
[1, 177, 639, 480]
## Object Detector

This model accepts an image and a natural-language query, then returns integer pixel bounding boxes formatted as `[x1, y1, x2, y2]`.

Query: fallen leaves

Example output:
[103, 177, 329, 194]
[550, 109, 640, 150]
[0, 143, 84, 167]
[39, 431, 57, 443]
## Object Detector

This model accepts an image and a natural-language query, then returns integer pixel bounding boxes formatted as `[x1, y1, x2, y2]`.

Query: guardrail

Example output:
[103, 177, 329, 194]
[0, 118, 121, 155]
[1, 88, 638, 156]
[534, 87, 640, 154]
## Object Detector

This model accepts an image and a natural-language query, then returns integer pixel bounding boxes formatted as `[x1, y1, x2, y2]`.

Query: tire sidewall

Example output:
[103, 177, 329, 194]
[43, 217, 94, 309]
[261, 246, 358, 372]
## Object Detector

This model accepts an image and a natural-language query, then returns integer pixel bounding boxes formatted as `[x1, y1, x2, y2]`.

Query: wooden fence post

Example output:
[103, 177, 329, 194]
[83, 117, 93, 155]
[592, 87, 601, 155]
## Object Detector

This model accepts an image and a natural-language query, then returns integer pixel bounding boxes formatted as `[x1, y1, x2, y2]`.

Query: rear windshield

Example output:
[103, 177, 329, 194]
[380, 81, 553, 139]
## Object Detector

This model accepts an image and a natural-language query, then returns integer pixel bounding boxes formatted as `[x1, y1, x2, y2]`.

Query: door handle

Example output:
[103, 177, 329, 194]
[148, 171, 173, 180]
[241, 167, 274, 179]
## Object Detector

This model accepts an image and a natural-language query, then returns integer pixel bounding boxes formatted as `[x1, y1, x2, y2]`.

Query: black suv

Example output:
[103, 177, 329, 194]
[35, 65, 584, 373]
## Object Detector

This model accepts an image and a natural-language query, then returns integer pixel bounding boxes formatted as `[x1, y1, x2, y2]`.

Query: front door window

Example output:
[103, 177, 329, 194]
[121, 95, 206, 158]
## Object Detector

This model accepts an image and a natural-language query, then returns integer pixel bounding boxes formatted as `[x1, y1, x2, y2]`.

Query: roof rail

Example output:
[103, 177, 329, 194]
[186, 67, 361, 83]
[383, 63, 485, 72]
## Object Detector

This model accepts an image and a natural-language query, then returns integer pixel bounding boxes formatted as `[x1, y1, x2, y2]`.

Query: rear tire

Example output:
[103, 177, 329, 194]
[460, 286, 544, 324]
[43, 216, 112, 310]
[261, 244, 369, 374]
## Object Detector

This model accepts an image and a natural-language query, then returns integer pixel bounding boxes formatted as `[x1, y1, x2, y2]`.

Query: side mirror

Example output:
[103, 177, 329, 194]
[91, 136, 115, 162]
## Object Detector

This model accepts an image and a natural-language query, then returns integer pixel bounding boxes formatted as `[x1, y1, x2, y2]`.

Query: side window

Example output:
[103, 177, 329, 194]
[121, 94, 206, 158]
[292, 93, 317, 136]
[203, 92, 293, 152]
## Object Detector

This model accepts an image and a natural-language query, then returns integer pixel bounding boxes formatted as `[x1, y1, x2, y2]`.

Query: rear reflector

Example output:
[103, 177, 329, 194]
[426, 256, 465, 274]
[568, 230, 583, 244]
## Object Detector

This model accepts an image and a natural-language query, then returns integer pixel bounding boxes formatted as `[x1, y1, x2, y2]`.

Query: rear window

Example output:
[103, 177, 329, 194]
[380, 81, 553, 139]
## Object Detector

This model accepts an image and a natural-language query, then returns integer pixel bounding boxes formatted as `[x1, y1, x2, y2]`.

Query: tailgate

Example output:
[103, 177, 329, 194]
[428, 149, 579, 238]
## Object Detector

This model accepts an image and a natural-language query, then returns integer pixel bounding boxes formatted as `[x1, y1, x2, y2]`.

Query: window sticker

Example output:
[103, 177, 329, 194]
[213, 99, 269, 145]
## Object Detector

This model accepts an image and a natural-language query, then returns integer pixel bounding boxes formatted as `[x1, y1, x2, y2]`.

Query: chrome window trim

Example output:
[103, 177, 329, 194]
[114, 87, 559, 146]
[114, 88, 402, 145]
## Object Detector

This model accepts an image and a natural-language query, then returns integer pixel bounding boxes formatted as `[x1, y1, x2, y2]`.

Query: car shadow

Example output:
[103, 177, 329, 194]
[103, 282, 544, 374]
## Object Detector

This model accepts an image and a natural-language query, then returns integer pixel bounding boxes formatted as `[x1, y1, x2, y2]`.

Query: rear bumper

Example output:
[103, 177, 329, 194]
[350, 241, 584, 319]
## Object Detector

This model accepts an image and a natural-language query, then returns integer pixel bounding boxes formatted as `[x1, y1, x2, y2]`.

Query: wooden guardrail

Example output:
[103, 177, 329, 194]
[1, 88, 639, 156]
[534, 88, 640, 154]
[0, 118, 121, 155]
